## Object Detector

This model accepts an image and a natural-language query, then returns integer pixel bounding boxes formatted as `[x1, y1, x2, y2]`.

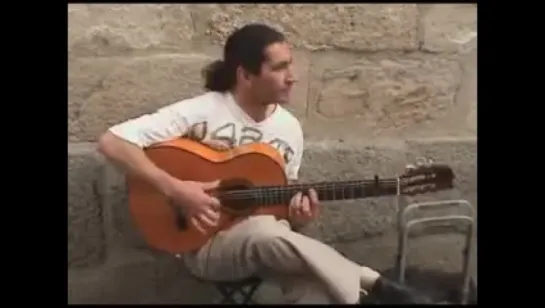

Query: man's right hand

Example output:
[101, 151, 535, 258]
[162, 179, 221, 234]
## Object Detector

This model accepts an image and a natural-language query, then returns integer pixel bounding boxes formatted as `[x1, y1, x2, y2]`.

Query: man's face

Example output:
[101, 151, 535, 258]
[248, 41, 296, 105]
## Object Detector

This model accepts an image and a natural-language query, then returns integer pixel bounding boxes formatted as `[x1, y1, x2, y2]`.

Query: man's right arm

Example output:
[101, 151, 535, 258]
[98, 132, 176, 195]
[97, 97, 203, 196]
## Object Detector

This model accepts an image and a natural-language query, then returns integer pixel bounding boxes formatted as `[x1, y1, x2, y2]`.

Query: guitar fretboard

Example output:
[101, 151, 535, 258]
[219, 179, 401, 206]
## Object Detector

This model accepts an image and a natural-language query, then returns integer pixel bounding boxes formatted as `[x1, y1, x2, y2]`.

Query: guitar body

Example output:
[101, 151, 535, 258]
[127, 138, 290, 254]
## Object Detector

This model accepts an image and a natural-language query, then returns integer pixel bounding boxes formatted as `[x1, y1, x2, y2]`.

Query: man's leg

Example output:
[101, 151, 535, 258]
[274, 274, 337, 304]
[183, 215, 431, 304]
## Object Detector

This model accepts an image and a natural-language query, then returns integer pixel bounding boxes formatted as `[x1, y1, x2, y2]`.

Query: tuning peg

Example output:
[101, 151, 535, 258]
[405, 164, 416, 172]
[416, 157, 434, 167]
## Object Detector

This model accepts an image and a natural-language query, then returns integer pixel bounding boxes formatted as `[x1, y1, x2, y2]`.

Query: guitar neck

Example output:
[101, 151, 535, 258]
[221, 178, 401, 206]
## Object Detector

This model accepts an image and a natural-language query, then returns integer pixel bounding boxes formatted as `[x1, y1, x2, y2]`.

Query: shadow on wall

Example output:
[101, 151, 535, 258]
[367, 266, 477, 304]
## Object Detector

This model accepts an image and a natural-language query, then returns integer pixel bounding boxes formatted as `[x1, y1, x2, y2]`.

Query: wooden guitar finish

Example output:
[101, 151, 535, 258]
[127, 138, 455, 255]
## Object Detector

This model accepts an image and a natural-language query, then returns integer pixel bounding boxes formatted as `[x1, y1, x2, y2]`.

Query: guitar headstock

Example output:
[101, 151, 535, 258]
[399, 158, 455, 195]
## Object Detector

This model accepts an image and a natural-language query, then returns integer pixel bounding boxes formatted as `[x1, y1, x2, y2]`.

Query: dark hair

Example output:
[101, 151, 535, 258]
[203, 23, 286, 92]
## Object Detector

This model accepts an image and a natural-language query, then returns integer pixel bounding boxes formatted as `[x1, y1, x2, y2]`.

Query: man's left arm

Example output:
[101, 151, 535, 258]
[288, 179, 304, 232]
[284, 121, 318, 232]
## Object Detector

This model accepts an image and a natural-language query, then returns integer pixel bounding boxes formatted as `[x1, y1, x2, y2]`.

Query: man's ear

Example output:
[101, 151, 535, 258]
[236, 66, 251, 82]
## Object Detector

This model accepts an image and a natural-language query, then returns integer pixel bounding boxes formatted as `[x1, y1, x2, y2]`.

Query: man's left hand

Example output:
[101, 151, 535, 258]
[288, 189, 320, 227]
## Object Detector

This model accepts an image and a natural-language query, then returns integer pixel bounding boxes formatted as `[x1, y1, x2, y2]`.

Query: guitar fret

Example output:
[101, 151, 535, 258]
[221, 169, 453, 206]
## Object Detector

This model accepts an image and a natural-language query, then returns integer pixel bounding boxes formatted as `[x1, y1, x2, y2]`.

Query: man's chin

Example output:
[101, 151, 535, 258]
[276, 94, 291, 105]
[261, 93, 290, 105]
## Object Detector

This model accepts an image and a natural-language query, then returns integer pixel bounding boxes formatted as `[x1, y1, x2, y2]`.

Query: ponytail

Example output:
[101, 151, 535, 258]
[202, 60, 234, 92]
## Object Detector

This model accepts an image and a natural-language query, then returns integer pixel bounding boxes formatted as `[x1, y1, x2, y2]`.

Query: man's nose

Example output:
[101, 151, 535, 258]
[286, 70, 298, 84]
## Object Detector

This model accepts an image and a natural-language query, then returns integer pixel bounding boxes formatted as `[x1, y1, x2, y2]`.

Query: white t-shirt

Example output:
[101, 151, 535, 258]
[109, 91, 304, 180]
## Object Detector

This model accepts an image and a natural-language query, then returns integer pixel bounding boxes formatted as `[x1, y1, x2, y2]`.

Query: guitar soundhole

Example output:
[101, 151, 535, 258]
[167, 199, 188, 230]
[218, 184, 255, 213]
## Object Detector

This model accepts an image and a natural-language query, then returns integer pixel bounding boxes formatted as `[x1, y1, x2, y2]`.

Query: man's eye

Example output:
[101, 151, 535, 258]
[273, 62, 290, 71]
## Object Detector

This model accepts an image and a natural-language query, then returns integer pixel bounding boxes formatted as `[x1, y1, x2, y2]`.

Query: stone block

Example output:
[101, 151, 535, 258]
[297, 138, 476, 244]
[68, 143, 106, 268]
[305, 52, 463, 139]
[191, 4, 418, 51]
[68, 250, 216, 304]
[402, 48, 476, 137]
[69, 53, 216, 142]
[101, 161, 148, 250]
[456, 48, 477, 134]
[146, 254, 217, 304]
[68, 251, 157, 304]
[68, 57, 119, 139]
[419, 4, 477, 53]
[68, 4, 195, 57]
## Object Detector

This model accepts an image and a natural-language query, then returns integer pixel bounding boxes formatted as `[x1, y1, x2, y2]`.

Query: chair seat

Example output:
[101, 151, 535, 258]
[194, 275, 264, 304]
[213, 276, 263, 287]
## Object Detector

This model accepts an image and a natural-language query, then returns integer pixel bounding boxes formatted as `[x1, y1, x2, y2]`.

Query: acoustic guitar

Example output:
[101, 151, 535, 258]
[127, 138, 455, 254]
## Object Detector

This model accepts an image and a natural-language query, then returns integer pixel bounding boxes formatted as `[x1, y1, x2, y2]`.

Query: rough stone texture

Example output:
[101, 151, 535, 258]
[191, 4, 419, 52]
[100, 161, 149, 250]
[68, 252, 157, 304]
[397, 47, 476, 137]
[68, 4, 195, 57]
[458, 48, 477, 133]
[305, 52, 465, 139]
[68, 58, 118, 136]
[419, 4, 477, 53]
[68, 250, 222, 304]
[68, 143, 106, 268]
[69, 54, 217, 142]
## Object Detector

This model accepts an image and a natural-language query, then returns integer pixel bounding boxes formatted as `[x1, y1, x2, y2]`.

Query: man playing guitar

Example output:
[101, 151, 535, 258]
[98, 23, 434, 304]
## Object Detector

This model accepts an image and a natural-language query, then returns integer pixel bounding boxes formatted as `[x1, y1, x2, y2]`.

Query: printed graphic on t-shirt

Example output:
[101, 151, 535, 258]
[182, 121, 208, 142]
[182, 121, 295, 165]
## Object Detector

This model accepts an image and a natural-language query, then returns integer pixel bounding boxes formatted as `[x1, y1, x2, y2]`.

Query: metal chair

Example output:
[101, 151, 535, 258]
[394, 199, 477, 304]
[186, 272, 263, 304]
[175, 253, 264, 304]
[210, 276, 264, 304]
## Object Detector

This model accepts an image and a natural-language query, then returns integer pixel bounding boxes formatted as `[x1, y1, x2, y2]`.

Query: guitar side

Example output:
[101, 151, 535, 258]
[126, 138, 290, 254]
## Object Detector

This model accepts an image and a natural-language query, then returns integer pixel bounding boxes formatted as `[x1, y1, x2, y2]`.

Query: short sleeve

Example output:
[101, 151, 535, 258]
[285, 124, 304, 181]
[108, 95, 209, 148]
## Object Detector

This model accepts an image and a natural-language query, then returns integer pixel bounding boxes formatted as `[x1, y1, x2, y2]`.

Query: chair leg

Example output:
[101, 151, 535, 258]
[217, 287, 237, 304]
[215, 281, 262, 304]
[240, 283, 260, 304]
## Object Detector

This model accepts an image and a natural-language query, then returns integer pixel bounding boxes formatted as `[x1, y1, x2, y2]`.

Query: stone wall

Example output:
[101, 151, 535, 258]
[68, 4, 477, 304]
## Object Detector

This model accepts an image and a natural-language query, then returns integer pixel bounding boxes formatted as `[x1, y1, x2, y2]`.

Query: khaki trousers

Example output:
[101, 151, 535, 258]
[183, 215, 373, 304]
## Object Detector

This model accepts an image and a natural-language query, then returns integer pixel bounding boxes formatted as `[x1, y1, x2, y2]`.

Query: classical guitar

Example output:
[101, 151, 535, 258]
[127, 138, 455, 254]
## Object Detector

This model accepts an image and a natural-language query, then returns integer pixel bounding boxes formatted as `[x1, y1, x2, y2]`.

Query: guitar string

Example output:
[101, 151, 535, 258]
[217, 180, 427, 199]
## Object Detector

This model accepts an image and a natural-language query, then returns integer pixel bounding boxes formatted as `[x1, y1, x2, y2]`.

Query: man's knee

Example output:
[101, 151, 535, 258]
[242, 219, 296, 261]
[249, 226, 288, 250]
[243, 216, 291, 245]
